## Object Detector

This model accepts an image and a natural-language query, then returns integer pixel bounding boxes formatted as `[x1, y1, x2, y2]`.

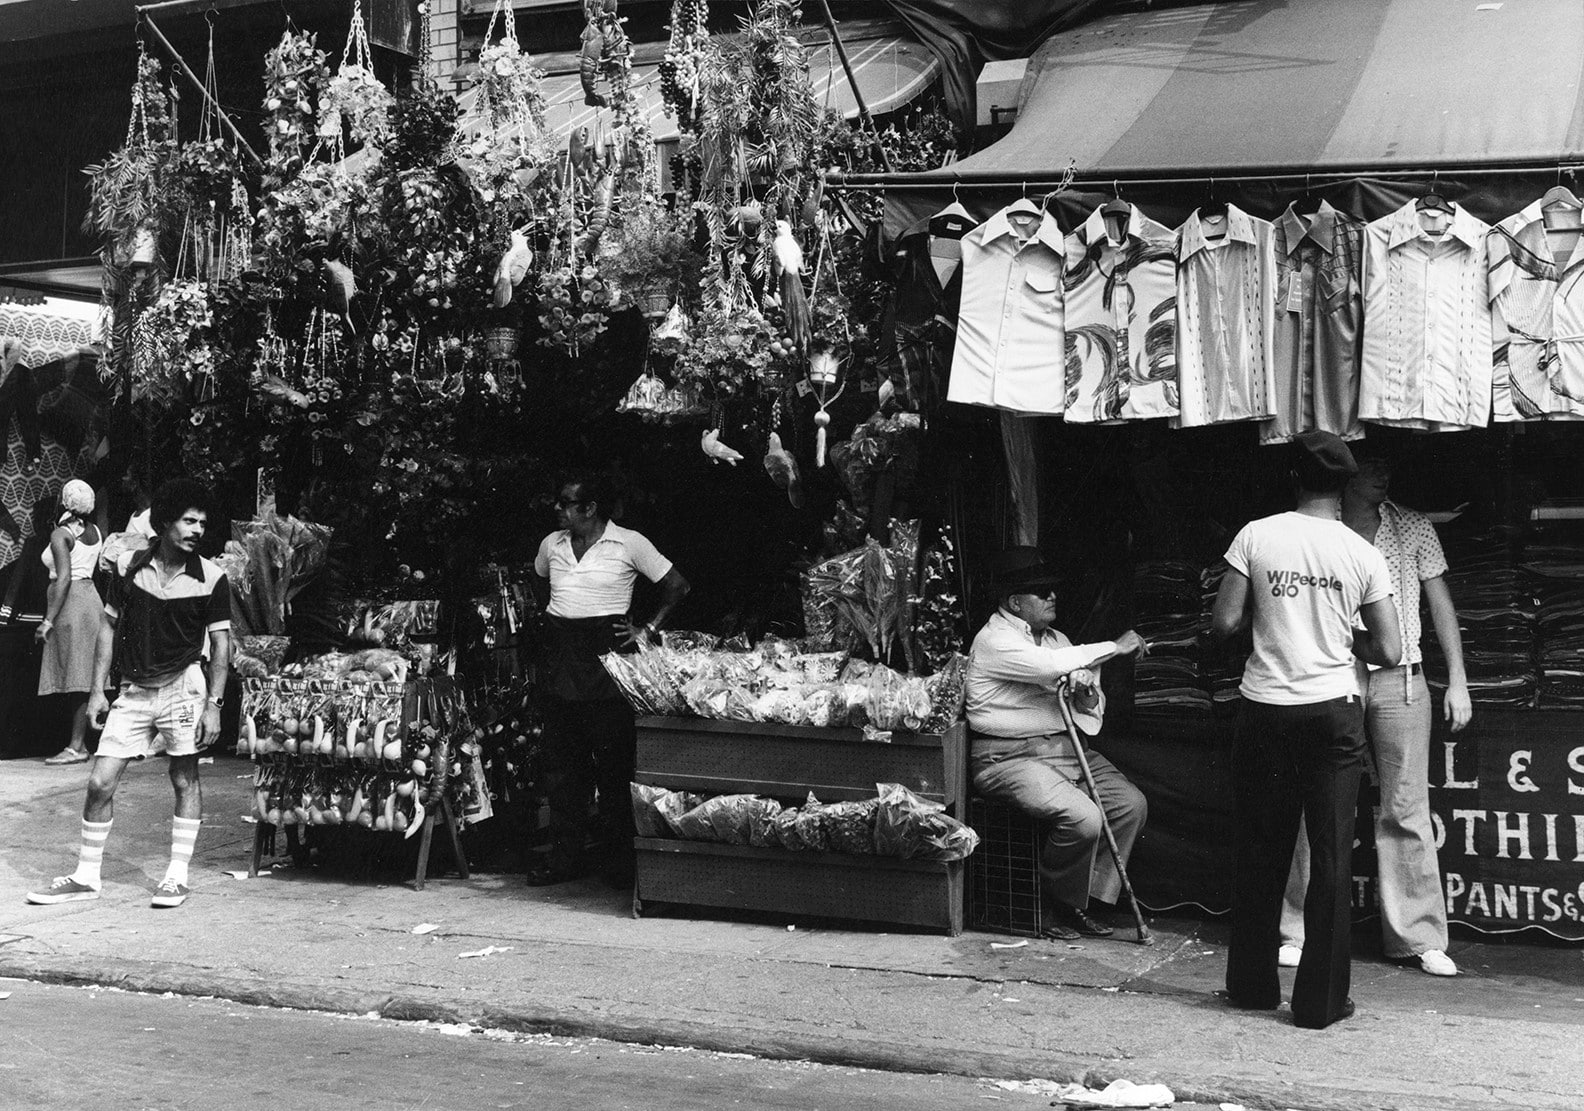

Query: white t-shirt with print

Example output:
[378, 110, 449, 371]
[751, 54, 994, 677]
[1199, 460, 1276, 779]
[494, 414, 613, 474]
[1225, 511, 1394, 705]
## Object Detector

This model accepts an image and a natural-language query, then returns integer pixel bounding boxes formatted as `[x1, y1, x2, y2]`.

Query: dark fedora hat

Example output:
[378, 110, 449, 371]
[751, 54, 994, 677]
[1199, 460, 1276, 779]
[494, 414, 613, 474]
[988, 546, 1062, 592]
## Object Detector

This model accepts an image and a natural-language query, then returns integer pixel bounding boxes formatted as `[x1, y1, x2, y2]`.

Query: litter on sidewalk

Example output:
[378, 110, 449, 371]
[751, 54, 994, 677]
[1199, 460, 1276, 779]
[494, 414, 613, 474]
[458, 945, 514, 959]
[1053, 1079, 1175, 1108]
[412, 923, 439, 935]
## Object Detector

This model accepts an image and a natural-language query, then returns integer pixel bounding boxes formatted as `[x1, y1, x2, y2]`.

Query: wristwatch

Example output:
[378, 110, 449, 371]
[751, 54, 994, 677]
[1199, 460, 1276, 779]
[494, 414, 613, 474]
[643, 622, 658, 637]
[207, 694, 225, 708]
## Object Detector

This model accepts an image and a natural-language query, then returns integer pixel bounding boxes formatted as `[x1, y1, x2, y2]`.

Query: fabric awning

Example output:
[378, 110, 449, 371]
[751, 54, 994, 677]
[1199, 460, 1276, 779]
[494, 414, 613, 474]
[947, 0, 1584, 178]
[458, 30, 938, 149]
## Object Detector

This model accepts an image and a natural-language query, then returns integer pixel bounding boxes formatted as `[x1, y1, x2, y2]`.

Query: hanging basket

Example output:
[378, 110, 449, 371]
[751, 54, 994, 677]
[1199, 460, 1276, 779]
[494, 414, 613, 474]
[124, 225, 160, 268]
[484, 325, 521, 360]
[632, 282, 673, 319]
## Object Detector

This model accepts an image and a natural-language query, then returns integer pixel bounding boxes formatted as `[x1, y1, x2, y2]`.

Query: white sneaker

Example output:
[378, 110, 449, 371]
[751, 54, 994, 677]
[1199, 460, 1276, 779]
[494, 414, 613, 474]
[1418, 949, 1457, 976]
[1278, 944, 1302, 968]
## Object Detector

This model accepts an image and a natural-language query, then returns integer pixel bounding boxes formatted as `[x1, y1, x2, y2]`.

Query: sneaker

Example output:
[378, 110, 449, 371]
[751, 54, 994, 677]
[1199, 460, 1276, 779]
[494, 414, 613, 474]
[151, 879, 190, 908]
[1278, 944, 1303, 968]
[1418, 949, 1457, 977]
[26, 876, 100, 905]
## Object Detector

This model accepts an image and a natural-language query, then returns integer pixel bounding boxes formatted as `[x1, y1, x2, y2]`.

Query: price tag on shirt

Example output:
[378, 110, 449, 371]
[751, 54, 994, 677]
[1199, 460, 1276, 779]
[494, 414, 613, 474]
[1285, 271, 1306, 314]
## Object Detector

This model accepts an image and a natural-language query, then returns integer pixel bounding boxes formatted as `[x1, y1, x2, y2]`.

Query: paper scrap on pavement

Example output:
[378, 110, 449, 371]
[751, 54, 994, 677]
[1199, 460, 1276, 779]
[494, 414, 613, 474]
[1053, 1079, 1176, 1108]
[412, 923, 439, 935]
[0, 992, 11, 1000]
[223, 870, 250, 880]
[457, 945, 514, 959]
[989, 940, 1028, 950]
[240, 816, 258, 824]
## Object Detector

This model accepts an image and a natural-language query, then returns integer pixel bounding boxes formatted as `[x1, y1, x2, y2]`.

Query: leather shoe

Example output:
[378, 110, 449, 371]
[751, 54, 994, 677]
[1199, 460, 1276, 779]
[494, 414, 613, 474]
[1051, 902, 1113, 937]
[1216, 989, 1279, 1011]
[525, 863, 584, 887]
[1293, 998, 1355, 1028]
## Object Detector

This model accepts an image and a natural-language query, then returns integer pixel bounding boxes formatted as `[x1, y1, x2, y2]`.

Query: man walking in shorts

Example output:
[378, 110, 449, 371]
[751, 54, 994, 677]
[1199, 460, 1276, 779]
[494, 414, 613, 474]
[26, 478, 232, 909]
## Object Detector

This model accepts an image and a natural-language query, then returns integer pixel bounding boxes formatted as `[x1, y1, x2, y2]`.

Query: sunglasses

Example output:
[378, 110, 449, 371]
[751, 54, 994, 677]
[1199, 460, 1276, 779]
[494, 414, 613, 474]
[555, 497, 590, 510]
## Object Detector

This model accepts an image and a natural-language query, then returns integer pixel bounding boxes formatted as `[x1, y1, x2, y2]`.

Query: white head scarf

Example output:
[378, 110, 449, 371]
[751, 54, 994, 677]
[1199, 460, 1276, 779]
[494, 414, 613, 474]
[58, 479, 95, 525]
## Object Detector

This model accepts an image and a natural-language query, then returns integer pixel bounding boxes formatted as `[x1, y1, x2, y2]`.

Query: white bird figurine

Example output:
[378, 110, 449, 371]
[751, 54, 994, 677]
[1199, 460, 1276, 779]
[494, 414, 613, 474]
[772, 219, 803, 277]
[763, 431, 804, 508]
[492, 227, 535, 309]
[701, 428, 743, 466]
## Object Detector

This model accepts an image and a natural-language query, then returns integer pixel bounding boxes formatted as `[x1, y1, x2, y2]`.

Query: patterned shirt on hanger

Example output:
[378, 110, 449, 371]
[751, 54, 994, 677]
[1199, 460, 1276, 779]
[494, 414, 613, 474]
[1063, 203, 1179, 423]
[1489, 198, 1584, 420]
[1174, 205, 1277, 427]
[1263, 201, 1366, 444]
[1360, 200, 1494, 432]
[946, 203, 1066, 415]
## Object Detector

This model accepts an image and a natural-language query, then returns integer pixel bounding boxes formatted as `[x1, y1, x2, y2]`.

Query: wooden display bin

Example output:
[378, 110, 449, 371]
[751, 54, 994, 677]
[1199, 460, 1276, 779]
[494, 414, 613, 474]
[632, 716, 968, 935]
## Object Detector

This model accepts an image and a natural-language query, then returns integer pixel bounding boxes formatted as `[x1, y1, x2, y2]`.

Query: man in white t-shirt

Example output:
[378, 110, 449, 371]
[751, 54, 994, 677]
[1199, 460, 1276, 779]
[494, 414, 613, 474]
[529, 472, 689, 888]
[1211, 430, 1402, 1030]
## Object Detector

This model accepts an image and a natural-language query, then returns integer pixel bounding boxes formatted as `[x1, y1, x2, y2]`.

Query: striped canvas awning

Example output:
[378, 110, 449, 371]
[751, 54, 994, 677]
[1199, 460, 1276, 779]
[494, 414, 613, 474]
[457, 30, 939, 148]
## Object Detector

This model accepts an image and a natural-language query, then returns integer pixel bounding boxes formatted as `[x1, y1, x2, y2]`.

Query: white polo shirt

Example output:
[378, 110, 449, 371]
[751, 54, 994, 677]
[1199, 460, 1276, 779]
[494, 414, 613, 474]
[534, 522, 673, 618]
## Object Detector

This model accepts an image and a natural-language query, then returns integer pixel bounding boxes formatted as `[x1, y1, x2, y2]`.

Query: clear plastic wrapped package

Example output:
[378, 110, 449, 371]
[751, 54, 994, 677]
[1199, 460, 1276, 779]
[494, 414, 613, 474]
[873, 781, 981, 861]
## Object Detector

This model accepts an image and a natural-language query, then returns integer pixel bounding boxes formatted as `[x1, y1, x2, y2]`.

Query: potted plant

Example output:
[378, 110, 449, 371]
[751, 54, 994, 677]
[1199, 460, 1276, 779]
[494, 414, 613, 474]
[600, 196, 701, 318]
[84, 48, 178, 269]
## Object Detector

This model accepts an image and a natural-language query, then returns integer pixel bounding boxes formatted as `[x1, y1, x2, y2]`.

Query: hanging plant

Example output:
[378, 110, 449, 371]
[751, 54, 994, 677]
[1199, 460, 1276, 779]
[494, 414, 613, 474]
[83, 46, 178, 265]
[535, 262, 619, 355]
[131, 280, 215, 406]
[320, 1, 394, 150]
[599, 195, 701, 317]
[261, 31, 329, 186]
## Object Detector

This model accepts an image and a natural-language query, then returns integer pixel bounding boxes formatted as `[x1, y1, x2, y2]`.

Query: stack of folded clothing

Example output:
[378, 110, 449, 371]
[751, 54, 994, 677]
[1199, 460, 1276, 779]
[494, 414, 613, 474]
[1199, 562, 1246, 715]
[1425, 531, 1537, 708]
[1131, 561, 1213, 717]
[1524, 544, 1584, 707]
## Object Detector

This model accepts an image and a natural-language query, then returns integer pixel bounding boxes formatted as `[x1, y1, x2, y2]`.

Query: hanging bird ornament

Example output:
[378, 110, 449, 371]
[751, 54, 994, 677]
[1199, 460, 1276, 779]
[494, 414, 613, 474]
[700, 427, 743, 466]
[773, 219, 811, 354]
[492, 227, 535, 308]
[763, 431, 804, 508]
[806, 342, 845, 468]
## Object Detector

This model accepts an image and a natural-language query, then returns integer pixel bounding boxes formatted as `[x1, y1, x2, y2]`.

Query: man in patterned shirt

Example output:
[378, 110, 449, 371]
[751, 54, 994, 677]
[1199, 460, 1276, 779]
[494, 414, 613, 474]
[1278, 456, 1472, 977]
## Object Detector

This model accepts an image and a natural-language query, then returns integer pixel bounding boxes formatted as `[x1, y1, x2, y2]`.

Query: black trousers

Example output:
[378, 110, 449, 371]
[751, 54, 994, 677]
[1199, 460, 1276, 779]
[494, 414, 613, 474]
[1226, 695, 1365, 1028]
[541, 696, 637, 874]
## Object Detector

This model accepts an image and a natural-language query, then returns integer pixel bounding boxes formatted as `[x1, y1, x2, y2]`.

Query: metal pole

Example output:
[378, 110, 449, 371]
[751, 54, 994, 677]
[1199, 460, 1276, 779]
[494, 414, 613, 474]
[140, 11, 265, 170]
[813, 0, 893, 173]
[1055, 686, 1153, 945]
[824, 159, 1584, 192]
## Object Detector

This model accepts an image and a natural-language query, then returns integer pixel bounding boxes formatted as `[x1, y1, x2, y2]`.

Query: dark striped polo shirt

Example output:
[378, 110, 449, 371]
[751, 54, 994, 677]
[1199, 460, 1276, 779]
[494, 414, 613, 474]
[105, 544, 232, 684]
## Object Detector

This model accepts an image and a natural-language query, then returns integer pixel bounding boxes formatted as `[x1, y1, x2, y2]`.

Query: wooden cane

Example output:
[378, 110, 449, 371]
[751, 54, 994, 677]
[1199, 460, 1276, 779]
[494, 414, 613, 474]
[1056, 686, 1153, 945]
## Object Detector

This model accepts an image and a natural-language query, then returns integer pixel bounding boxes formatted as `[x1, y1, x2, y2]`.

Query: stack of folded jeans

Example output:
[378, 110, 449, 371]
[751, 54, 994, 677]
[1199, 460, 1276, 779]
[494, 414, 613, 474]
[1423, 532, 1536, 707]
[1132, 560, 1213, 716]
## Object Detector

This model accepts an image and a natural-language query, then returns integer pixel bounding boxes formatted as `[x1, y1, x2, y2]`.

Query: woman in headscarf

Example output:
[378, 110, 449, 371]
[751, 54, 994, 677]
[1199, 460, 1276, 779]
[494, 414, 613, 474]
[37, 479, 105, 765]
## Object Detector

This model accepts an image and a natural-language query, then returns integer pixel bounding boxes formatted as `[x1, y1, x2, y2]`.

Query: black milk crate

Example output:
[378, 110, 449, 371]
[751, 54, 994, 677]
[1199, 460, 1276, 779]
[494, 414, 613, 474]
[967, 796, 1044, 937]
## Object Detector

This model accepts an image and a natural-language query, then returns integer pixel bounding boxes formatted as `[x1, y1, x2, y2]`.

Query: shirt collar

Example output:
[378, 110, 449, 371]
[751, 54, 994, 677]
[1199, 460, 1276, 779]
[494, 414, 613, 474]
[1278, 201, 1346, 257]
[129, 543, 204, 581]
[993, 607, 1038, 640]
[1082, 201, 1145, 249]
[980, 203, 1063, 253]
[1386, 199, 1484, 252]
[556, 522, 616, 549]
[1179, 204, 1258, 260]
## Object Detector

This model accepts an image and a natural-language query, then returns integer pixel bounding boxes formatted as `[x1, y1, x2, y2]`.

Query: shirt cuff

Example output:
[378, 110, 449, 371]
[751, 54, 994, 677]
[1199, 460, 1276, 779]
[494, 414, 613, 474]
[206, 620, 232, 633]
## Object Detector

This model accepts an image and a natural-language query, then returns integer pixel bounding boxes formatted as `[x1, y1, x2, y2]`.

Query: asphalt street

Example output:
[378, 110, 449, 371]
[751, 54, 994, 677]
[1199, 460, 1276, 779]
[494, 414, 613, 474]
[0, 978, 1230, 1111]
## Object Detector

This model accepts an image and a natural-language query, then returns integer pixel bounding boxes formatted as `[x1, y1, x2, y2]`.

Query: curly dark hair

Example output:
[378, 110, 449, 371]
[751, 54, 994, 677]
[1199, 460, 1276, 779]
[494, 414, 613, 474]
[149, 478, 215, 538]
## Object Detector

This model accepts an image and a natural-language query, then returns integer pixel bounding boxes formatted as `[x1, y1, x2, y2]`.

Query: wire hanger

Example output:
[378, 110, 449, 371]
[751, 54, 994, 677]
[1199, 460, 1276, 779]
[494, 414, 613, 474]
[1417, 170, 1452, 215]
[933, 179, 971, 221]
[1007, 180, 1042, 217]
[1101, 178, 1129, 218]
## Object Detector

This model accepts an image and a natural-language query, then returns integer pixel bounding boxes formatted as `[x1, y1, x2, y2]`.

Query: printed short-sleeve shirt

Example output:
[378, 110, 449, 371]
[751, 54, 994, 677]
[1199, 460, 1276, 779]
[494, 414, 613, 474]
[106, 545, 232, 684]
[1371, 501, 1449, 667]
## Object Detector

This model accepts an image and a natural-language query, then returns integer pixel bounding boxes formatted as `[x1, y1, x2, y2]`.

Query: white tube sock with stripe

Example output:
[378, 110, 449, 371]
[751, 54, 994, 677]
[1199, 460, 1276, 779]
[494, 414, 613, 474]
[69, 818, 112, 889]
[165, 817, 201, 886]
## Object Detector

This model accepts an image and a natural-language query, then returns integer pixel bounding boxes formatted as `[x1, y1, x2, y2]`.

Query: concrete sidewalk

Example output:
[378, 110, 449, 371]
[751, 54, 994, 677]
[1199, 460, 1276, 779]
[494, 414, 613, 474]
[2, 752, 1580, 1111]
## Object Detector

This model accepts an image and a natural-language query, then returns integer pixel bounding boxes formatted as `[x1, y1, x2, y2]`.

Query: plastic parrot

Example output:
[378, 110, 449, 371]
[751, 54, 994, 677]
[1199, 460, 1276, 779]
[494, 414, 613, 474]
[701, 428, 744, 466]
[773, 219, 811, 353]
[322, 259, 356, 315]
[492, 228, 535, 309]
[763, 431, 804, 508]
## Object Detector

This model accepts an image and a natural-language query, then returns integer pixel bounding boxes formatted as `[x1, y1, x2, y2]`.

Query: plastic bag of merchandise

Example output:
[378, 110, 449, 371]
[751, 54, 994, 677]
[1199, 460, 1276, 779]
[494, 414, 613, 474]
[792, 650, 848, 683]
[768, 805, 808, 850]
[749, 687, 808, 725]
[801, 684, 842, 728]
[921, 653, 968, 734]
[746, 798, 783, 847]
[708, 795, 782, 845]
[873, 782, 980, 861]
[670, 794, 760, 844]
[659, 630, 719, 653]
[822, 797, 879, 854]
[681, 677, 731, 719]
[600, 652, 659, 716]
[792, 792, 832, 852]
[657, 790, 709, 837]
[630, 783, 674, 838]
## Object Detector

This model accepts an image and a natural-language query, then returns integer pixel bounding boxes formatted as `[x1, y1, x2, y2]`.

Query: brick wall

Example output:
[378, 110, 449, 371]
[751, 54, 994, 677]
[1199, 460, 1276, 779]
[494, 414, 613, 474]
[425, 0, 463, 85]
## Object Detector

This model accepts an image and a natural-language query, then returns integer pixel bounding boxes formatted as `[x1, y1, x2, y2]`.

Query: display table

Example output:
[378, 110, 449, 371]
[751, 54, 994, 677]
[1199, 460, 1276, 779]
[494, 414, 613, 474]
[632, 716, 968, 934]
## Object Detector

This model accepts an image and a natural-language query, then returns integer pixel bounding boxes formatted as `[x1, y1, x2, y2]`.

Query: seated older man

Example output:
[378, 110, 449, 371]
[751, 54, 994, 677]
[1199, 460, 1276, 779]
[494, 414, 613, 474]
[967, 547, 1150, 940]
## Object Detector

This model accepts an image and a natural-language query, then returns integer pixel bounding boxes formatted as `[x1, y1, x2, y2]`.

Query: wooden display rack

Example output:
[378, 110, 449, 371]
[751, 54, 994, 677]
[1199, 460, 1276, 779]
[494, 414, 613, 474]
[247, 795, 470, 890]
[632, 716, 968, 934]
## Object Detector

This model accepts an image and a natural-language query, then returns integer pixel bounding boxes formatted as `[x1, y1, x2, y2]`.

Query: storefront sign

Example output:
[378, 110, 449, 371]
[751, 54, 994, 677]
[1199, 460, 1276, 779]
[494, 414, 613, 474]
[1352, 710, 1584, 940]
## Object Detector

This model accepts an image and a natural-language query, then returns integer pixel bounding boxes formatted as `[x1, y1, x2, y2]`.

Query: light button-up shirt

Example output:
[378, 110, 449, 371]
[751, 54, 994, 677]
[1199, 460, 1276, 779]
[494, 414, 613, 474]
[1361, 201, 1494, 431]
[1174, 205, 1278, 427]
[534, 522, 673, 618]
[966, 609, 1115, 738]
[947, 203, 1067, 415]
